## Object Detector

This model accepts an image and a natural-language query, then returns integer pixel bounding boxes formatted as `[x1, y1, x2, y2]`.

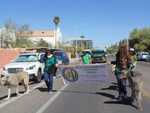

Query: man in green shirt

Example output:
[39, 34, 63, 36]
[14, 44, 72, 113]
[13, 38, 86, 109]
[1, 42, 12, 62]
[81, 52, 91, 64]
[43, 50, 58, 94]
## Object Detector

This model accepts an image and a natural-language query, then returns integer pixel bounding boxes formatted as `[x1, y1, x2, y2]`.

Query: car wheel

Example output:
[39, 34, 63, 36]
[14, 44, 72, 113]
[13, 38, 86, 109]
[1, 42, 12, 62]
[36, 69, 42, 83]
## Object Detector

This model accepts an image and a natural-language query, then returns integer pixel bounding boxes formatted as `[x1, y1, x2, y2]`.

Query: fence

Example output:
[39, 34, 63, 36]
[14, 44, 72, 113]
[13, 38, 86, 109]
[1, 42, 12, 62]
[0, 48, 25, 71]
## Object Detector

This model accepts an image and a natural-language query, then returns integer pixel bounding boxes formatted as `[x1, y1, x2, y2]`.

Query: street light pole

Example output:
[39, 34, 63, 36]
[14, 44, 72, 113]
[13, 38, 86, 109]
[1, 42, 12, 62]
[55, 28, 57, 48]
[75, 40, 77, 57]
[80, 35, 85, 50]
[53, 16, 60, 49]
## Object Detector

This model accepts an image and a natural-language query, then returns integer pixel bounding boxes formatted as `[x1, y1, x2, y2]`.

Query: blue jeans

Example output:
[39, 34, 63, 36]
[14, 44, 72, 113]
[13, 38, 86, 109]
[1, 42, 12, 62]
[118, 78, 127, 98]
[43, 72, 53, 92]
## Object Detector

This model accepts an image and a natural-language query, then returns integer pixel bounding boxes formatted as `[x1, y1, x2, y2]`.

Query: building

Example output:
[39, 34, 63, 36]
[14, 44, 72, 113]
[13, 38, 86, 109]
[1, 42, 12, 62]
[64, 37, 93, 49]
[17, 29, 62, 48]
[72, 39, 93, 49]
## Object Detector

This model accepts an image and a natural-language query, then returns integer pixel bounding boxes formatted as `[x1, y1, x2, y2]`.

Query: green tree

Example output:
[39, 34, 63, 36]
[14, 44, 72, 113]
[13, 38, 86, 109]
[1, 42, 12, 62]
[15, 24, 34, 48]
[106, 43, 118, 54]
[2, 19, 16, 48]
[53, 16, 60, 27]
[1, 19, 34, 48]
[36, 39, 49, 47]
[129, 27, 150, 51]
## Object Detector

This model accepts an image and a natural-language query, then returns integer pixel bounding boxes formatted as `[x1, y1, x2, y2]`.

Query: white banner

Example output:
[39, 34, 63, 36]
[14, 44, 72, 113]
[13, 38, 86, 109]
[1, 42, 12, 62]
[59, 64, 109, 83]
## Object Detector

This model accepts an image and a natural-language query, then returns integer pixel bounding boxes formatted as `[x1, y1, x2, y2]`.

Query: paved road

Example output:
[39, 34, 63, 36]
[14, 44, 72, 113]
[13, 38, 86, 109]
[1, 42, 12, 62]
[43, 83, 150, 113]
[0, 63, 150, 113]
[136, 62, 150, 95]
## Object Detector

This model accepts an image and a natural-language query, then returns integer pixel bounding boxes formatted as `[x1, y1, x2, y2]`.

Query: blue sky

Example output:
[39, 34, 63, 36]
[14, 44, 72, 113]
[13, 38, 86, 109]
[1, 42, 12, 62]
[0, 0, 150, 48]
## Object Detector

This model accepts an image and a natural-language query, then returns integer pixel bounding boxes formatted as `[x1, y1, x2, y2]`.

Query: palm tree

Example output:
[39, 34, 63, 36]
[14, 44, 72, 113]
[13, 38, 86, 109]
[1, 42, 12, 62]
[53, 16, 60, 48]
[80, 35, 85, 39]
[53, 16, 60, 27]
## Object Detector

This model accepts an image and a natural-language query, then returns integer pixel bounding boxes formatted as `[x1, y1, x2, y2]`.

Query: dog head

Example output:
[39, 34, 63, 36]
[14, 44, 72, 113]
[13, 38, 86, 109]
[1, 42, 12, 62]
[0, 74, 10, 86]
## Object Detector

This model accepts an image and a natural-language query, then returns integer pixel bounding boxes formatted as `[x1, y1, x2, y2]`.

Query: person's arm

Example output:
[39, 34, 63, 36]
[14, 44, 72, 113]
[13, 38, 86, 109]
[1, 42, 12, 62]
[131, 56, 137, 70]
[53, 55, 59, 67]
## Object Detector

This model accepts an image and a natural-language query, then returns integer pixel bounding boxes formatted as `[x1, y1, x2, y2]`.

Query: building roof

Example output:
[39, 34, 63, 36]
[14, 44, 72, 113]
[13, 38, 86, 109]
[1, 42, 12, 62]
[17, 30, 55, 37]
[31, 30, 55, 37]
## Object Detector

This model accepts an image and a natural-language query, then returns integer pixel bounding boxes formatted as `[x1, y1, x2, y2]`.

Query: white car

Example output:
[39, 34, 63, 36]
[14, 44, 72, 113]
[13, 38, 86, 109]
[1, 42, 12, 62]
[2, 52, 45, 82]
[137, 52, 149, 61]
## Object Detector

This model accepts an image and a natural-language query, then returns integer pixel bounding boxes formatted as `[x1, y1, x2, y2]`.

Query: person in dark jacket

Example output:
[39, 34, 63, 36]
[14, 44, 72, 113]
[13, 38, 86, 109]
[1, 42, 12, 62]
[43, 50, 58, 94]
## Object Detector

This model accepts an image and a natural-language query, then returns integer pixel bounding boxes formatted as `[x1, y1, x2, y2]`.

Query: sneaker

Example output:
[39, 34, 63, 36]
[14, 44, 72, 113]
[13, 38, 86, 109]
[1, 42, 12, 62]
[117, 96, 122, 101]
[48, 91, 53, 95]
[123, 95, 128, 99]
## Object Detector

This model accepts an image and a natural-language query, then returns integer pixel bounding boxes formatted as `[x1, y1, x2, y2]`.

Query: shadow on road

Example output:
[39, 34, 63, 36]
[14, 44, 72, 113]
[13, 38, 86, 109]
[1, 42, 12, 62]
[0, 91, 24, 101]
[104, 99, 137, 109]
[37, 84, 137, 109]
[37, 87, 57, 92]
[96, 90, 137, 109]
[111, 82, 118, 85]
[98, 84, 137, 109]
[101, 85, 118, 91]
[96, 92, 116, 99]
[38, 87, 98, 95]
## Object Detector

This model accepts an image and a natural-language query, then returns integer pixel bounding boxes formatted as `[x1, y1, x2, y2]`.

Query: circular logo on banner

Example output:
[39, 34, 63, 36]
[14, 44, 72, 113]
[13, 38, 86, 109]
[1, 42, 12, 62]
[62, 68, 78, 82]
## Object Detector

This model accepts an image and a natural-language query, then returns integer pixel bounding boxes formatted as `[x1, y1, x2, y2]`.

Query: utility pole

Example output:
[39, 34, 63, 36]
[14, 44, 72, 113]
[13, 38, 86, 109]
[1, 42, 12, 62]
[75, 40, 78, 57]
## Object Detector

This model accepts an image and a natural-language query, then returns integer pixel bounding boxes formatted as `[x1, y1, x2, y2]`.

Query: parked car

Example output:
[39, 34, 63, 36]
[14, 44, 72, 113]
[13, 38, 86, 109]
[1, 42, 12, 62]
[52, 50, 70, 76]
[145, 54, 150, 62]
[2, 52, 45, 83]
[50, 48, 64, 53]
[54, 51, 70, 65]
[91, 50, 107, 63]
[136, 52, 149, 61]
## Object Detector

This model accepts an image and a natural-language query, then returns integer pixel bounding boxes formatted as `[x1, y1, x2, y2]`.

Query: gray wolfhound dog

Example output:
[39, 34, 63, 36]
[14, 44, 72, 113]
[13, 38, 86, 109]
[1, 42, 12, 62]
[0, 71, 30, 100]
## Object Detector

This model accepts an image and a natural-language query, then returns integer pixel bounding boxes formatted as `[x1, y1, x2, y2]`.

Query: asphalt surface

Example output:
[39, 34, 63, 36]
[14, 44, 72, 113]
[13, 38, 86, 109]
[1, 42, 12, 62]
[0, 63, 150, 113]
[43, 83, 150, 113]
[136, 62, 150, 94]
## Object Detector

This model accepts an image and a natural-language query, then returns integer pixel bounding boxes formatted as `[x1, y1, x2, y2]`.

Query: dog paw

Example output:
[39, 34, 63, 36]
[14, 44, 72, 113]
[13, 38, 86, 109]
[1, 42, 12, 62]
[16, 93, 21, 96]
[24, 91, 30, 95]
[4, 97, 10, 101]
[137, 107, 143, 111]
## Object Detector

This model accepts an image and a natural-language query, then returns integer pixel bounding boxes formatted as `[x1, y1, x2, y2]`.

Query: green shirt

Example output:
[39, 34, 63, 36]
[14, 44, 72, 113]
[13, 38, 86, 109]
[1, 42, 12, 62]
[82, 54, 91, 64]
[44, 55, 57, 73]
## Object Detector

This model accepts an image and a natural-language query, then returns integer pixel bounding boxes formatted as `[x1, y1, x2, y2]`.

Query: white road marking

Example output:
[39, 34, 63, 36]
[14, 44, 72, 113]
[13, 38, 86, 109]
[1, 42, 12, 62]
[36, 84, 68, 113]
[0, 81, 45, 109]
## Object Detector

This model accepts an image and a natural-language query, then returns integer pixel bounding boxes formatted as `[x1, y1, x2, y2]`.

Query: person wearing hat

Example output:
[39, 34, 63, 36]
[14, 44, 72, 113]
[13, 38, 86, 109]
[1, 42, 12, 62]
[43, 50, 58, 94]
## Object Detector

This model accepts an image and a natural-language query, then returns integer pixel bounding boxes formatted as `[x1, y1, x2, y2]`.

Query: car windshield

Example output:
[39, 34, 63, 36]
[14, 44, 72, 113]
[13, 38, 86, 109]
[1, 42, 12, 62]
[142, 53, 149, 55]
[14, 54, 38, 62]
[92, 50, 105, 55]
